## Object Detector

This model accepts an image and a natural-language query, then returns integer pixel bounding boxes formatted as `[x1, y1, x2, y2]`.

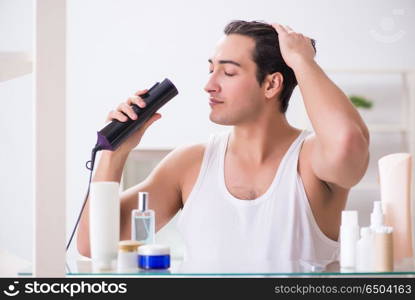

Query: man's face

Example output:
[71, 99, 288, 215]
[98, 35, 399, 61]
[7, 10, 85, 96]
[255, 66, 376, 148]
[204, 34, 265, 126]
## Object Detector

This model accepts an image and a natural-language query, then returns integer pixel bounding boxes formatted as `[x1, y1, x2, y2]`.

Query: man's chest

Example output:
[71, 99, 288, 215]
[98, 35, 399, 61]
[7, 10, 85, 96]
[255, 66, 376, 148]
[223, 157, 283, 200]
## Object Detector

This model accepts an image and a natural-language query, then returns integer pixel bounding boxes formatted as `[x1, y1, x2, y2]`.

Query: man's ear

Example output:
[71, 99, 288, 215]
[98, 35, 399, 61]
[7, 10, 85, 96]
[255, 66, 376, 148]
[264, 72, 283, 99]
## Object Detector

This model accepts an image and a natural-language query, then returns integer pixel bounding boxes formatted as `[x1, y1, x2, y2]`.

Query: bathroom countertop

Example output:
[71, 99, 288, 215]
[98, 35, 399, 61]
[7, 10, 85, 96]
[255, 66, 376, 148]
[16, 257, 415, 277]
[52, 257, 415, 277]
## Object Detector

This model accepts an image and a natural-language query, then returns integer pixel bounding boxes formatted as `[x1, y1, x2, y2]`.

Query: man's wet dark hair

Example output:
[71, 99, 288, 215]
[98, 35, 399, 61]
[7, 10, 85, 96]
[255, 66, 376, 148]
[224, 20, 299, 113]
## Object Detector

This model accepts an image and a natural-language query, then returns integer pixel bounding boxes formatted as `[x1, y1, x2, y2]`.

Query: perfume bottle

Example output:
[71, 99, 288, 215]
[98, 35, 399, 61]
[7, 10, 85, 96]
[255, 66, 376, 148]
[131, 192, 155, 244]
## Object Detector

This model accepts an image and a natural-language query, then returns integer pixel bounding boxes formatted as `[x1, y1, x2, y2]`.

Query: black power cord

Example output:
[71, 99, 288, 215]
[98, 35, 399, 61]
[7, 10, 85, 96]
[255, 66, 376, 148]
[66, 145, 101, 251]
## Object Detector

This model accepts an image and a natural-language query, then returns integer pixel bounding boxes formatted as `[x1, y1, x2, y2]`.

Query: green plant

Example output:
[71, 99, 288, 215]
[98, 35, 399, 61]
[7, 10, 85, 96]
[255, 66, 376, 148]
[349, 95, 373, 109]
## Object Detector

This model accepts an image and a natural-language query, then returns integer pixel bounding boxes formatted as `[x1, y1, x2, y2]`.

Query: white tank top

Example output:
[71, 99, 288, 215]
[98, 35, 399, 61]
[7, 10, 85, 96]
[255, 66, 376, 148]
[177, 129, 339, 265]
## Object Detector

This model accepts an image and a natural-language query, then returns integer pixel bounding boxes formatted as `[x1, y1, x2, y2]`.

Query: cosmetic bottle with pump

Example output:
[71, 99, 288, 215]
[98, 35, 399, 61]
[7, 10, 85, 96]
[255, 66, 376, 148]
[340, 210, 359, 269]
[368, 200, 394, 272]
[131, 192, 155, 244]
[378, 153, 413, 262]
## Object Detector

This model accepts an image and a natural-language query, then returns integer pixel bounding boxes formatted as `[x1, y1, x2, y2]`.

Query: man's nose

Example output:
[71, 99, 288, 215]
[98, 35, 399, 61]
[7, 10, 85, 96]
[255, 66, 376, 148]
[204, 73, 220, 94]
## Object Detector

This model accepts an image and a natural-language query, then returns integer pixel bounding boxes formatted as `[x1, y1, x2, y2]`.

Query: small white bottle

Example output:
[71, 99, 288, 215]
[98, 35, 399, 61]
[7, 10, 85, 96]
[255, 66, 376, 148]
[369, 201, 394, 272]
[340, 210, 359, 269]
[131, 192, 155, 244]
[356, 227, 374, 272]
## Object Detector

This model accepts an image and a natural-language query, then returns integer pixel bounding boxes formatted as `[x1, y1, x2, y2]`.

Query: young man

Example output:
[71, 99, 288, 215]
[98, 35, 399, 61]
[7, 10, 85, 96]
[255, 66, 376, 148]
[77, 21, 369, 264]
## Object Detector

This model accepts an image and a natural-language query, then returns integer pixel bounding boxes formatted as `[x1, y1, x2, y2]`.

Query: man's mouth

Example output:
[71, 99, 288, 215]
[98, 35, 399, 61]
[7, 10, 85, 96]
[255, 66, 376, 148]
[209, 97, 224, 106]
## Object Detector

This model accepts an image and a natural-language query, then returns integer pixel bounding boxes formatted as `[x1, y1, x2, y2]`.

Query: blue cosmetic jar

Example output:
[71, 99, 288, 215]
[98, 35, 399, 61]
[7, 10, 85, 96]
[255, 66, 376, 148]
[138, 244, 170, 269]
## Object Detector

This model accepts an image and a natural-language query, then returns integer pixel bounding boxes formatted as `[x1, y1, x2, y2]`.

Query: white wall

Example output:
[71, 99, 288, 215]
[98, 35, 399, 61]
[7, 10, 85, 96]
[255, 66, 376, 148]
[1, 0, 414, 262]
[0, 0, 33, 262]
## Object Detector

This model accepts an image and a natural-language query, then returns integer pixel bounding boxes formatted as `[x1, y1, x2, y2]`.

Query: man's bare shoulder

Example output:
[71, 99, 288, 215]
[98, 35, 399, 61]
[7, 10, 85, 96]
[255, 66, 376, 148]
[168, 142, 206, 167]
[170, 143, 207, 203]
[155, 142, 206, 197]
[155, 142, 206, 174]
[140, 142, 206, 197]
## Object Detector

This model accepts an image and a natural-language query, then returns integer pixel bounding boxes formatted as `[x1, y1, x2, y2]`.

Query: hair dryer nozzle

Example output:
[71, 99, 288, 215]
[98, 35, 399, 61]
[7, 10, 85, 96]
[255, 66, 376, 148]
[95, 78, 178, 151]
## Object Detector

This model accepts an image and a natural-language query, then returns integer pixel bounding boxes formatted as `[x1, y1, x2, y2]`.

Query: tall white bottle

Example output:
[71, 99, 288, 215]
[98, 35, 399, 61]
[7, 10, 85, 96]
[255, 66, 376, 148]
[340, 210, 359, 269]
[89, 181, 120, 271]
[378, 153, 413, 261]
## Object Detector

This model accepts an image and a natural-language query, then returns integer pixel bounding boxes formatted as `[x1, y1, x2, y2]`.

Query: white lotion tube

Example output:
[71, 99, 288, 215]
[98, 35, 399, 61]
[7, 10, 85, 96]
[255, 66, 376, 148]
[378, 153, 413, 262]
[89, 181, 120, 270]
[340, 210, 359, 269]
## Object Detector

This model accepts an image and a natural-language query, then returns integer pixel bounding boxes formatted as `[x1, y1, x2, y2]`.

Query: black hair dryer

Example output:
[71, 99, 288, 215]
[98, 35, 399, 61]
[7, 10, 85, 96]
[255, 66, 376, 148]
[95, 78, 178, 151]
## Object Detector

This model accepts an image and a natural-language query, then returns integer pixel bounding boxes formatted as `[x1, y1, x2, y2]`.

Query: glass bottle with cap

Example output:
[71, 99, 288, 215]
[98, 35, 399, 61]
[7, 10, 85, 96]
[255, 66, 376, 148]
[131, 192, 155, 244]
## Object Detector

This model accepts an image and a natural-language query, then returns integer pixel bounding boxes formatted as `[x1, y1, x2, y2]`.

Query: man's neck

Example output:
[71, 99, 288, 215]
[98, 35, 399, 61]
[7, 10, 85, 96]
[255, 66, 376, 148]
[228, 114, 301, 165]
